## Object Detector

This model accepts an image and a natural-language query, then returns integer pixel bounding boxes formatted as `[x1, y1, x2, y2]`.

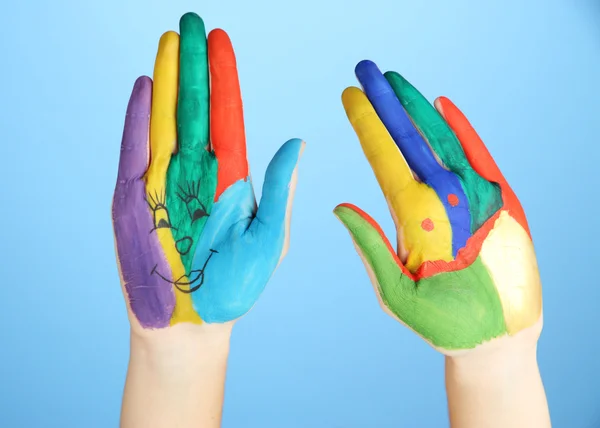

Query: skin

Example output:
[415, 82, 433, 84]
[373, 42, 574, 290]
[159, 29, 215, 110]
[335, 61, 549, 427]
[112, 13, 304, 428]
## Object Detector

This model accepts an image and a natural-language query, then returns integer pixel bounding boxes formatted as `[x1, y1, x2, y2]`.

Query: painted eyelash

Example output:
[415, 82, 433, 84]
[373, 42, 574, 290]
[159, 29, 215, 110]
[146, 189, 178, 232]
[146, 189, 167, 209]
[176, 181, 207, 211]
[176, 181, 198, 201]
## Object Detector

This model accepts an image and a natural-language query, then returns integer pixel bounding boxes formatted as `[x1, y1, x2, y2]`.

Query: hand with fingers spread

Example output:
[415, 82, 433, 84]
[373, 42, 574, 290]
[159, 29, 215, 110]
[112, 13, 303, 428]
[335, 60, 550, 428]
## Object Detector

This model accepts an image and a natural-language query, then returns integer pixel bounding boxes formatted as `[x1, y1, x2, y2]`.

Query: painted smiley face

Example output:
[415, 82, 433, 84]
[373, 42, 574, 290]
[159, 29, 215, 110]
[145, 184, 215, 292]
[151, 249, 218, 293]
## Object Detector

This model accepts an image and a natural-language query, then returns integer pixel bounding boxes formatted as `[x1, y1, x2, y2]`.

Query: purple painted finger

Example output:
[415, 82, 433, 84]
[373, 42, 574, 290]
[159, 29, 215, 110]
[117, 76, 153, 181]
[112, 76, 175, 328]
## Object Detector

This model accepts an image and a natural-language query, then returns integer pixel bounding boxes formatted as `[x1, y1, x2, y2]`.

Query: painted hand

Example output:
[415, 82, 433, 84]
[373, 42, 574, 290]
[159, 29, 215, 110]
[112, 13, 304, 330]
[334, 60, 542, 352]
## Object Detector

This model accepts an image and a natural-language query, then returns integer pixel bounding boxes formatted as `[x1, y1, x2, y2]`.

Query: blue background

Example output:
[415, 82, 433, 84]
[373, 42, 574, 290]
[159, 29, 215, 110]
[1, 0, 598, 426]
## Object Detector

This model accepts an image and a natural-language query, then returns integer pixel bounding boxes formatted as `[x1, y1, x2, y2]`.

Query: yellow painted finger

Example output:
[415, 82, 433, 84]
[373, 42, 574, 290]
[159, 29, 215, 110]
[342, 86, 453, 271]
[144, 31, 202, 325]
[148, 31, 179, 183]
[342, 86, 413, 198]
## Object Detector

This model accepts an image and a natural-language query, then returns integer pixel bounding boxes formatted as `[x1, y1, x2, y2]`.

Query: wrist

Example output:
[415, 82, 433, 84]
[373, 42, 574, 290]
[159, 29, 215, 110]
[446, 316, 542, 382]
[446, 341, 539, 388]
[129, 322, 233, 379]
[122, 323, 233, 428]
[444, 320, 550, 428]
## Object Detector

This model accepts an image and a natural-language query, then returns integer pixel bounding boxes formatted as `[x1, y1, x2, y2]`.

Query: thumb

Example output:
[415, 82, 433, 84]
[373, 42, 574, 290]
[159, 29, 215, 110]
[251, 138, 305, 261]
[333, 203, 416, 312]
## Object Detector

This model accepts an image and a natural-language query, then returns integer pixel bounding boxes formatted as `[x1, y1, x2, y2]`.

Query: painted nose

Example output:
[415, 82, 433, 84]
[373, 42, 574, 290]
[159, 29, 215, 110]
[175, 237, 193, 255]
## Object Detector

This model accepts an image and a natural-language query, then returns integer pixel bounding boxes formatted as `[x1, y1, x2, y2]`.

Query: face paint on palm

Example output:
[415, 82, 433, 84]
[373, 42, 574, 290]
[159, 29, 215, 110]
[112, 14, 304, 329]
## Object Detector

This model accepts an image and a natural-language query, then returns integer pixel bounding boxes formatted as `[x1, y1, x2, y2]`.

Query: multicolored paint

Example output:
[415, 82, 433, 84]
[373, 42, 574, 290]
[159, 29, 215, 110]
[336, 63, 541, 350]
[354, 60, 471, 259]
[112, 13, 304, 328]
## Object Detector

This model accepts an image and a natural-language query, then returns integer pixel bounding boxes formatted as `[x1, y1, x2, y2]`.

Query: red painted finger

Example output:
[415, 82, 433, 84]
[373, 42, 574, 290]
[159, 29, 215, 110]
[208, 28, 248, 199]
[435, 96, 530, 236]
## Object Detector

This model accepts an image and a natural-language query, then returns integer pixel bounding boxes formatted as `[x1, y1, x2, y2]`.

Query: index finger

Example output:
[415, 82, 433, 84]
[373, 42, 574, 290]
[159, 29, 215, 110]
[342, 86, 415, 201]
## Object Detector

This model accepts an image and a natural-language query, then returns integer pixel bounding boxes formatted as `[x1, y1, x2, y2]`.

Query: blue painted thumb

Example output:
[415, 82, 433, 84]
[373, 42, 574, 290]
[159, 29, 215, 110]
[253, 138, 304, 257]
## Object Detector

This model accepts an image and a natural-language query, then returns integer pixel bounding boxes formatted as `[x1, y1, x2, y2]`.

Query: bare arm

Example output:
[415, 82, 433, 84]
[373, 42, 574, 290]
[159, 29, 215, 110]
[446, 321, 551, 428]
[121, 325, 232, 428]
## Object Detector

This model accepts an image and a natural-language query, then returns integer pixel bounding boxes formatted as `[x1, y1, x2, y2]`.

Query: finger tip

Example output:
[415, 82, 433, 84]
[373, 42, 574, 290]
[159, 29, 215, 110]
[341, 86, 365, 112]
[434, 96, 446, 114]
[134, 75, 152, 88]
[332, 204, 363, 232]
[208, 28, 230, 41]
[341, 85, 360, 99]
[159, 31, 180, 50]
[333, 203, 356, 216]
[341, 87, 372, 123]
[180, 12, 206, 30]
[383, 71, 399, 87]
[383, 71, 408, 92]
[435, 96, 456, 118]
[332, 204, 345, 215]
[355, 59, 378, 76]
[267, 139, 304, 178]
[129, 76, 153, 108]
[181, 11, 201, 22]
[284, 137, 304, 151]
[286, 138, 306, 162]
[355, 61, 390, 94]
[208, 28, 236, 63]
[332, 206, 346, 222]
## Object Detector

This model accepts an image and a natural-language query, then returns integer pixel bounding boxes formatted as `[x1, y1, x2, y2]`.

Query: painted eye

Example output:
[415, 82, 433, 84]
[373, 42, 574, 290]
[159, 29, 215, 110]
[176, 182, 209, 224]
[192, 208, 208, 223]
[182, 194, 209, 224]
[152, 204, 172, 231]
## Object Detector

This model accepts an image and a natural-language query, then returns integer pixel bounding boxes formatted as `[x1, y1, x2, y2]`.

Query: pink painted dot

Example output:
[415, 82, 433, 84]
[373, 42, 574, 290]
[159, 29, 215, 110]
[448, 194, 459, 207]
[421, 218, 434, 232]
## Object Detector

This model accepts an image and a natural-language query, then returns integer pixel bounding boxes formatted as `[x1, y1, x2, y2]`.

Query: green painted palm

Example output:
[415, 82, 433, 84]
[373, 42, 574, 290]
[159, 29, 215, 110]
[335, 205, 508, 350]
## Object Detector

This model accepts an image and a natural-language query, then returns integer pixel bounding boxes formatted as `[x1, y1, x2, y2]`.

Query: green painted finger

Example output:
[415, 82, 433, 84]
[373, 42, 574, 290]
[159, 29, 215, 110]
[384, 71, 503, 231]
[164, 12, 217, 276]
[334, 204, 507, 350]
[178, 12, 210, 156]
[384, 71, 470, 172]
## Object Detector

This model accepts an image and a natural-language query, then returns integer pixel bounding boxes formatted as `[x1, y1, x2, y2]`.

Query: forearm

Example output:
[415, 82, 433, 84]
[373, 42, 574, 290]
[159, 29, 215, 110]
[445, 339, 550, 428]
[121, 325, 232, 428]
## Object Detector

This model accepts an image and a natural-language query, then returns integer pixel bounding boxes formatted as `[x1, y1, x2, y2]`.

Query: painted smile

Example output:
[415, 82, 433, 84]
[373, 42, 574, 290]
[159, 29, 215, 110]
[151, 249, 218, 294]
